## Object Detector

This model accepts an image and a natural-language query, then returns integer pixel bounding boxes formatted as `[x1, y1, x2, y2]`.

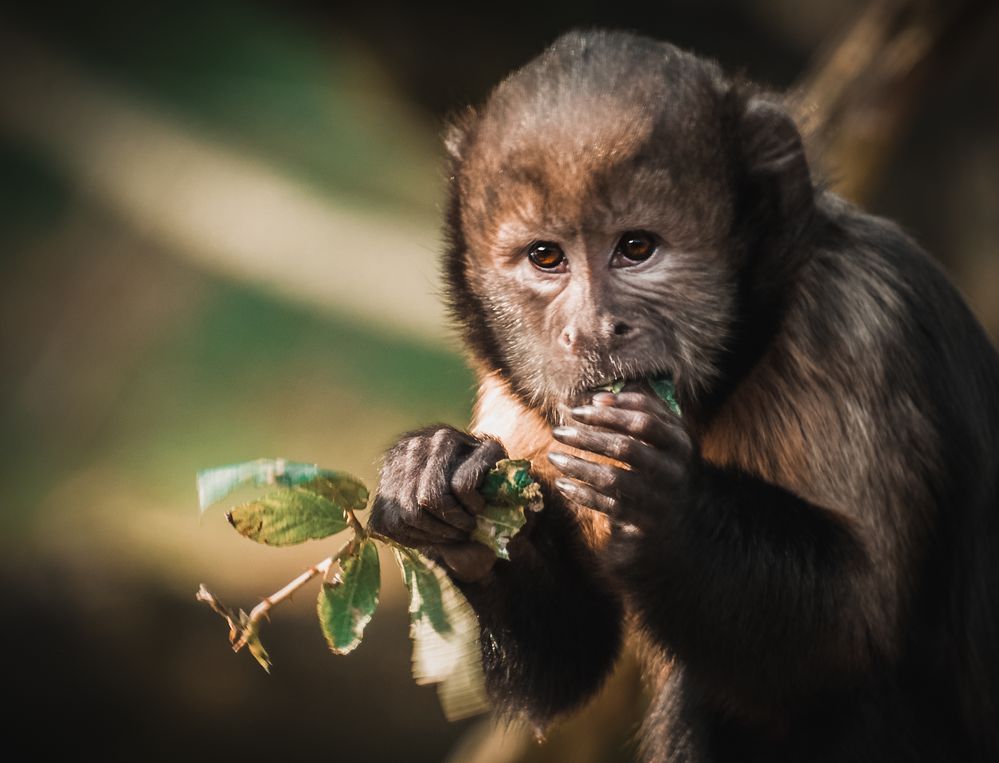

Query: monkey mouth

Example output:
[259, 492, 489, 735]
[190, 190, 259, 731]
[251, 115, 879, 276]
[588, 372, 673, 395]
[556, 370, 680, 411]
[550, 371, 680, 424]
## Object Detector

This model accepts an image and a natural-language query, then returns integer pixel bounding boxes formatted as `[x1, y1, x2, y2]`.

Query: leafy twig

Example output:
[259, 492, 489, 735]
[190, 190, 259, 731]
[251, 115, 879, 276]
[195, 457, 541, 716]
[234, 537, 358, 650]
[196, 535, 358, 668]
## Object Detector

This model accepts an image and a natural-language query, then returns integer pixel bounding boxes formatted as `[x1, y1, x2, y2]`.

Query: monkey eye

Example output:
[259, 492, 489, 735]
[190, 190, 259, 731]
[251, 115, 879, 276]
[613, 231, 658, 266]
[527, 241, 567, 271]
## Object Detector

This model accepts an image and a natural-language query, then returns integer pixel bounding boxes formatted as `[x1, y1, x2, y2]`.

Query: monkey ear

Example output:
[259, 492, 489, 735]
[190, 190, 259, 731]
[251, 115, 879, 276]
[444, 107, 478, 164]
[737, 97, 814, 241]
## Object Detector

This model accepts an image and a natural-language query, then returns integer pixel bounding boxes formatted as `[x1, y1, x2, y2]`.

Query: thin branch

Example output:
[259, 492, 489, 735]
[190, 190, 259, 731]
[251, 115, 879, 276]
[345, 506, 367, 538]
[232, 536, 357, 652]
[196, 533, 359, 660]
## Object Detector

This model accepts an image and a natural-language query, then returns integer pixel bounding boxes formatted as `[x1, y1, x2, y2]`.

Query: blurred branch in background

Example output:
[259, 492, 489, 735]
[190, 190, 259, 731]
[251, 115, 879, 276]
[792, 0, 997, 204]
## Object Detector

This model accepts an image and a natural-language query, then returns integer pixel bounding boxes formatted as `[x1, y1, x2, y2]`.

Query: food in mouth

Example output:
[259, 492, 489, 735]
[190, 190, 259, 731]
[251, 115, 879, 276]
[593, 374, 681, 416]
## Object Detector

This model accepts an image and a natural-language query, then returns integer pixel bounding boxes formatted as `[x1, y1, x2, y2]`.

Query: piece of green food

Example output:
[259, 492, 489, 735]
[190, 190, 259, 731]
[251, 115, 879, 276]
[596, 379, 627, 394]
[649, 375, 682, 416]
[318, 538, 381, 655]
[595, 375, 681, 416]
[473, 458, 544, 560]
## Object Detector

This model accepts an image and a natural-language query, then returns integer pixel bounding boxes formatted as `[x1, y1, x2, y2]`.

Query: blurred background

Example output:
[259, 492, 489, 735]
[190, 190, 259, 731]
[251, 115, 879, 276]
[1, 1, 996, 761]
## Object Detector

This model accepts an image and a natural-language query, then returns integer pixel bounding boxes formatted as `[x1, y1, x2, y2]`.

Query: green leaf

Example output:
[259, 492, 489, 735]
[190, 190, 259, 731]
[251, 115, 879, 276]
[650, 375, 682, 416]
[394, 545, 450, 635]
[226, 487, 349, 545]
[308, 475, 368, 514]
[393, 546, 488, 720]
[318, 539, 380, 655]
[473, 459, 543, 560]
[196, 458, 368, 513]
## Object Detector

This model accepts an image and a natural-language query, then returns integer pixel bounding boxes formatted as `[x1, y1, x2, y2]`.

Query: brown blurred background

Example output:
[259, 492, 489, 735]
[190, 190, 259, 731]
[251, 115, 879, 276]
[1, 1, 996, 761]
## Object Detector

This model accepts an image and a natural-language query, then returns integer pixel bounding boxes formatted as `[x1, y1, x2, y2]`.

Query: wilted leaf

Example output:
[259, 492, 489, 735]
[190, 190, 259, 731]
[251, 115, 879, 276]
[195, 585, 271, 672]
[196, 458, 368, 513]
[226, 487, 348, 545]
[393, 546, 488, 720]
[239, 610, 272, 672]
[318, 539, 380, 655]
[473, 459, 543, 560]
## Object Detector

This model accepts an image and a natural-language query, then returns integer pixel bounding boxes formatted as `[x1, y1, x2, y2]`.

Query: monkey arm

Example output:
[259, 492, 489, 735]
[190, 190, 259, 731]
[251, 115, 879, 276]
[609, 463, 888, 704]
[448, 492, 624, 724]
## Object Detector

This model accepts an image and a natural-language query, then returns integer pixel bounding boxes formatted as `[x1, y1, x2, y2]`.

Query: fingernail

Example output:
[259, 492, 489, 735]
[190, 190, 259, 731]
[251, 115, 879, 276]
[554, 477, 575, 493]
[592, 392, 616, 405]
[551, 426, 577, 439]
[547, 451, 570, 467]
[570, 406, 594, 418]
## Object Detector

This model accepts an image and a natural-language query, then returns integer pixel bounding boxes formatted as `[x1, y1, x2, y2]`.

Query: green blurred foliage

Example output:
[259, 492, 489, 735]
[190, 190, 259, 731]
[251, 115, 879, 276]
[8, 0, 443, 216]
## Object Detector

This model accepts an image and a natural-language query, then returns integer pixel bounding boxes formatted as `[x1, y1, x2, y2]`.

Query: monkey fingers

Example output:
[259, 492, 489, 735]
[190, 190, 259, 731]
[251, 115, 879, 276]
[368, 495, 458, 547]
[574, 399, 689, 456]
[594, 391, 674, 417]
[401, 497, 470, 542]
[552, 424, 652, 471]
[413, 431, 478, 532]
[437, 542, 497, 583]
[551, 476, 619, 517]
[450, 438, 507, 516]
[548, 449, 650, 503]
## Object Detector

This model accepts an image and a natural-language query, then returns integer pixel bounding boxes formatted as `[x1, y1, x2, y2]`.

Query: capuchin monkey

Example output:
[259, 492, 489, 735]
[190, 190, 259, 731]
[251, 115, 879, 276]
[369, 30, 999, 762]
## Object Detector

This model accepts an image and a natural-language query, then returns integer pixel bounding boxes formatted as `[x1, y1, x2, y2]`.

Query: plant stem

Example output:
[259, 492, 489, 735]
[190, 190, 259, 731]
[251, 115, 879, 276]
[231, 534, 357, 652]
[345, 506, 366, 538]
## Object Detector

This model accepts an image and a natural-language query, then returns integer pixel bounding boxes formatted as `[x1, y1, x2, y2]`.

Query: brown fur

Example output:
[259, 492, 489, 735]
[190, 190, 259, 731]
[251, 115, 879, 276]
[471, 367, 613, 548]
[433, 30, 999, 761]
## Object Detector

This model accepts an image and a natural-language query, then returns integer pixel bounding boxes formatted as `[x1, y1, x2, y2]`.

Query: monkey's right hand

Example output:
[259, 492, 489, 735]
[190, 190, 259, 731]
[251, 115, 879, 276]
[368, 425, 507, 583]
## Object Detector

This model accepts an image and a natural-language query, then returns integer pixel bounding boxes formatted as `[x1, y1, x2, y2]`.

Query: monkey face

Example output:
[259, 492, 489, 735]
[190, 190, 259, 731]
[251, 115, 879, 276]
[460, 187, 738, 421]
[446, 35, 745, 422]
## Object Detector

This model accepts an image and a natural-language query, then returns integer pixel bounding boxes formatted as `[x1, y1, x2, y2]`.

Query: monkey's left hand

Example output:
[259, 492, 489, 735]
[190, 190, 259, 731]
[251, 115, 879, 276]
[547, 391, 696, 532]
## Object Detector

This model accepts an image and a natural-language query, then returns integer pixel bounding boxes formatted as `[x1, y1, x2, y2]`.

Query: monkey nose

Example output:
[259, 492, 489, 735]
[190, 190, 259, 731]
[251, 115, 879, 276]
[560, 320, 633, 351]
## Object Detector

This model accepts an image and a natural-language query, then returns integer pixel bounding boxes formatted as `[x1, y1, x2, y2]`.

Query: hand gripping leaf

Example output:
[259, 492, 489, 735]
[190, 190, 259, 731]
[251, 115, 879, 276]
[195, 456, 543, 720]
[472, 458, 543, 560]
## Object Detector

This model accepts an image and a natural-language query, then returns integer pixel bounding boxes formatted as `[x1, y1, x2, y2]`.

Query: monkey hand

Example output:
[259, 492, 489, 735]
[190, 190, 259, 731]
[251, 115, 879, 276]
[547, 391, 695, 532]
[368, 425, 508, 583]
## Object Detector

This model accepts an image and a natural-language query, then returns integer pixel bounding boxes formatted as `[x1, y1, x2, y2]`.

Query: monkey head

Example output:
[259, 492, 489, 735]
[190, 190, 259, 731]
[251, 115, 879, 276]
[443, 30, 813, 424]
